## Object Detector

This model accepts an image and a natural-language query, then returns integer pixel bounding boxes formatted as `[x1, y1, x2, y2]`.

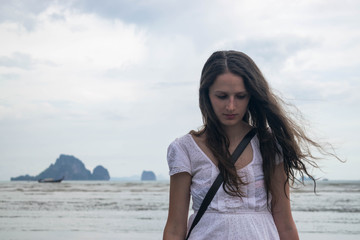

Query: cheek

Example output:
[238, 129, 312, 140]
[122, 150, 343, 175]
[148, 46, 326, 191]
[239, 98, 250, 109]
[210, 98, 223, 111]
[243, 100, 250, 108]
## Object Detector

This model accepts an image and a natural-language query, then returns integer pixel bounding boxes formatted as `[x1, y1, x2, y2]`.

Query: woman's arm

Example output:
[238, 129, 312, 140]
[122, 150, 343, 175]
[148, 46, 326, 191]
[271, 163, 299, 240]
[163, 172, 192, 240]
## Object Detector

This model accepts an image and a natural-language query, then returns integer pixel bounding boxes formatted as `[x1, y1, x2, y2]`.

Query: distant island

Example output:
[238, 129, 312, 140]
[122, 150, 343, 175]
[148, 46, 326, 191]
[141, 170, 156, 181]
[11, 154, 110, 181]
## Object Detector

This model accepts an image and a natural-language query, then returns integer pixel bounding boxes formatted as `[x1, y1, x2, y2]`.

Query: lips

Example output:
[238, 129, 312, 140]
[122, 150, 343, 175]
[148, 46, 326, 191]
[224, 114, 237, 120]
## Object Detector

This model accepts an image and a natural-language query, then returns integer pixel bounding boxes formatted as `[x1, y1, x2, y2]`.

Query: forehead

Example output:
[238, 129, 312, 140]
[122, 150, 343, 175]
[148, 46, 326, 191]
[210, 72, 246, 92]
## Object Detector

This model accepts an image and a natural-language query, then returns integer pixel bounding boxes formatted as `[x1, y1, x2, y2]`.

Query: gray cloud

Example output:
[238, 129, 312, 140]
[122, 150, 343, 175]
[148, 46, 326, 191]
[0, 0, 51, 30]
[278, 64, 360, 104]
[49, 12, 66, 22]
[0, 0, 359, 181]
[0, 52, 34, 69]
[0, 73, 20, 81]
[69, 0, 186, 25]
[65, 0, 228, 52]
[0, 52, 57, 70]
[0, 0, 173, 30]
[225, 36, 318, 68]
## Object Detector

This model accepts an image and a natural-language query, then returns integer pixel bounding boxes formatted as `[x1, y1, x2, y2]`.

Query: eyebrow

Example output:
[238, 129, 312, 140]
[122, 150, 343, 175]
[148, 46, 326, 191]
[213, 90, 248, 94]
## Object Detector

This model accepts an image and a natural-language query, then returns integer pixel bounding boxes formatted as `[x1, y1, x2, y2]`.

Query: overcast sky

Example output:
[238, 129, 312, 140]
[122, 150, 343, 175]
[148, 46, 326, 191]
[0, 0, 359, 181]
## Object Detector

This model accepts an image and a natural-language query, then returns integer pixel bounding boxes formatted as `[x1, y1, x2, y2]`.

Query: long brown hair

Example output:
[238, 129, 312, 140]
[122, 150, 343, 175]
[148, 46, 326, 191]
[191, 50, 335, 201]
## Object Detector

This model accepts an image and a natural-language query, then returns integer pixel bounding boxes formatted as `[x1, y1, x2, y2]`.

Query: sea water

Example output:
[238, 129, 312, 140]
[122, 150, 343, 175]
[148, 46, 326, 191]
[0, 180, 359, 240]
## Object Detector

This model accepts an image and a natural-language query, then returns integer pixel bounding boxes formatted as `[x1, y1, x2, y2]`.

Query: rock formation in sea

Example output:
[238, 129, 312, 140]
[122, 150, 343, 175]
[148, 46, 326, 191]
[10, 154, 110, 181]
[92, 165, 110, 180]
[141, 170, 157, 181]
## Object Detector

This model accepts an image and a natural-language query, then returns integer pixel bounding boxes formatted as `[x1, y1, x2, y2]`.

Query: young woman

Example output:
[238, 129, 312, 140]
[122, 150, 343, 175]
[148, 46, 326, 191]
[163, 50, 324, 240]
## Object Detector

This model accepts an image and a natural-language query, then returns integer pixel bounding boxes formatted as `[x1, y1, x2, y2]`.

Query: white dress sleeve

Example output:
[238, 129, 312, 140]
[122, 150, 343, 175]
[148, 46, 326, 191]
[167, 139, 192, 176]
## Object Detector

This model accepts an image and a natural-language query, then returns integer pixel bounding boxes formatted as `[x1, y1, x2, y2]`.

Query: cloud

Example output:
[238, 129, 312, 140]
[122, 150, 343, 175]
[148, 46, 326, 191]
[0, 52, 35, 69]
[215, 36, 318, 70]
[67, 0, 227, 38]
[69, 0, 178, 24]
[0, 0, 51, 30]
[0, 4, 149, 123]
[0, 0, 359, 180]
[0, 5, 147, 70]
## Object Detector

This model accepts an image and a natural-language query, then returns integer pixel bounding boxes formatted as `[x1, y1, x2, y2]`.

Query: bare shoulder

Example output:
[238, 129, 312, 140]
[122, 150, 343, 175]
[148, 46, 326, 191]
[190, 131, 208, 150]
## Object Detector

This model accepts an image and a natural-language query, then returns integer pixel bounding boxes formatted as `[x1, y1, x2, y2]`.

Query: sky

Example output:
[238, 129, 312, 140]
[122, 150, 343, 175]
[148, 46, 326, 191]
[0, 0, 359, 181]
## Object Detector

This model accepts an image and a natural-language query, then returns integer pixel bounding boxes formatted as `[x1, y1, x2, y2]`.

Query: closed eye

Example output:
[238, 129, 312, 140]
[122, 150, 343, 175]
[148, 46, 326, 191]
[216, 95, 227, 100]
[236, 94, 248, 99]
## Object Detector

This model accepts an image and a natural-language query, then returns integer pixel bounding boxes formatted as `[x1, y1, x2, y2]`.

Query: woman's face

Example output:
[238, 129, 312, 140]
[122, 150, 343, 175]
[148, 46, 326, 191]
[208, 72, 250, 128]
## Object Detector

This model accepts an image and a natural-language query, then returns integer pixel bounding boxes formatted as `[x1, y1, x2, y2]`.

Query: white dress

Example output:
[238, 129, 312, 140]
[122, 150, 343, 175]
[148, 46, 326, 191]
[167, 134, 281, 240]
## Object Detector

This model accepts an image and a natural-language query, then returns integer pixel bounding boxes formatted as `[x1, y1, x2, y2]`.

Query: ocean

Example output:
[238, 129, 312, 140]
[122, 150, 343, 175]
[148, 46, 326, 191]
[0, 180, 359, 240]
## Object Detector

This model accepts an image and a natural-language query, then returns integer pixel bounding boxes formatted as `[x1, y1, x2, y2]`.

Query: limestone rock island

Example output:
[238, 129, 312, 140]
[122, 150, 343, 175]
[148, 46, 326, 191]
[141, 170, 157, 181]
[11, 154, 110, 181]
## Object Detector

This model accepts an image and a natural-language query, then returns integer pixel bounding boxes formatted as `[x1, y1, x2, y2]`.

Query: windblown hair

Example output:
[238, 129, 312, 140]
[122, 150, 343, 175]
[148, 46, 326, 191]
[191, 50, 333, 201]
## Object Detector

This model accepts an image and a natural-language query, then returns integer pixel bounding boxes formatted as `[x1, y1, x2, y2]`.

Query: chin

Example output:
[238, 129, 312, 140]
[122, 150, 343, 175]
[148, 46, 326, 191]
[220, 121, 242, 127]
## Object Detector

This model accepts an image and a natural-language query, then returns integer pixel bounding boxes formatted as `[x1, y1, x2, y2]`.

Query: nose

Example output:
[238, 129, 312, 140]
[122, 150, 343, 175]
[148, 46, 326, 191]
[226, 96, 235, 112]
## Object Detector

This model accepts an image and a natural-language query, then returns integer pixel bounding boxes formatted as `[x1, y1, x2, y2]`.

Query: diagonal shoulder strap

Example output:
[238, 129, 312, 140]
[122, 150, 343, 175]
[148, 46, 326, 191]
[185, 128, 257, 240]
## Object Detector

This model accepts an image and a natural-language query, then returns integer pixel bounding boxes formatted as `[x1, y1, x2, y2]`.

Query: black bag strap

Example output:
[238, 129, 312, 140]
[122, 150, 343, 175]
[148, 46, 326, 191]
[185, 128, 257, 240]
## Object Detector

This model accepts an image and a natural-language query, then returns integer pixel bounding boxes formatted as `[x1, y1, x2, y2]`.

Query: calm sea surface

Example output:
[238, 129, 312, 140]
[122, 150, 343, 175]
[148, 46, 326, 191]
[0, 180, 359, 240]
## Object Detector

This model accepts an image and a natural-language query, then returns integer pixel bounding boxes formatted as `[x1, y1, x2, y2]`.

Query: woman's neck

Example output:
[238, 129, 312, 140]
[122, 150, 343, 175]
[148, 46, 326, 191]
[223, 122, 250, 144]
